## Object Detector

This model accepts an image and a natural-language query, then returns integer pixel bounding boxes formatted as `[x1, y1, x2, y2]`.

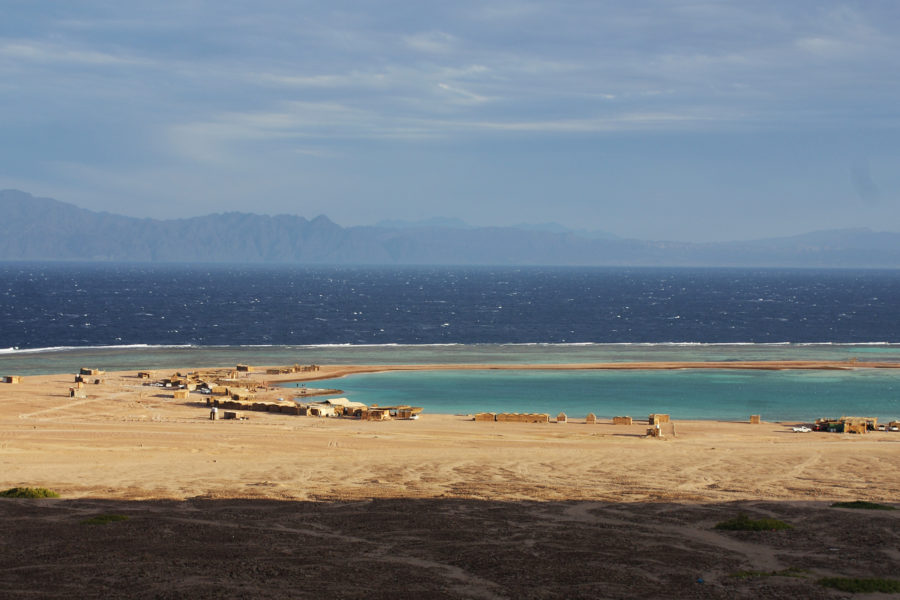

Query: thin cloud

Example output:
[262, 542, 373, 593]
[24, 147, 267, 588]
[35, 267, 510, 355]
[437, 82, 492, 104]
[4, 1, 900, 238]
[0, 39, 150, 66]
[404, 31, 459, 54]
[850, 161, 880, 206]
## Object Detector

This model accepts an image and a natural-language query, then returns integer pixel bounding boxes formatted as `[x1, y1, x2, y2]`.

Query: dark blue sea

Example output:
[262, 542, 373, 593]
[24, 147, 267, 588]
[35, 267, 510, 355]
[3, 262, 900, 349]
[2, 263, 899, 418]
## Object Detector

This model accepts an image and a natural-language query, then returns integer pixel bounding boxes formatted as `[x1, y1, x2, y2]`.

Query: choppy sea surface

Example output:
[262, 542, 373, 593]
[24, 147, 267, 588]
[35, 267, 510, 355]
[2, 263, 900, 419]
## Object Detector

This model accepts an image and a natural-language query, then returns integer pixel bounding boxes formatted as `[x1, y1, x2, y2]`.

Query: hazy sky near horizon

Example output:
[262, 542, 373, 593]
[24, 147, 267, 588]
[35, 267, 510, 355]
[2, 1, 899, 242]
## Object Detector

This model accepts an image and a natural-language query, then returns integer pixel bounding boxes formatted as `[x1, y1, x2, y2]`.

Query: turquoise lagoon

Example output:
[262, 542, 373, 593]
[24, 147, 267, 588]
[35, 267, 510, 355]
[3, 343, 899, 421]
[285, 367, 900, 421]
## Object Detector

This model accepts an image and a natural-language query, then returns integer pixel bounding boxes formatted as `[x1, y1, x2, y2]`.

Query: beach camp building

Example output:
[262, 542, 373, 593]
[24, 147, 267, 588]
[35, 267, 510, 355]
[324, 398, 368, 417]
[496, 413, 550, 423]
[816, 416, 878, 433]
[842, 416, 876, 434]
[364, 408, 390, 421]
[230, 388, 255, 402]
[2, 375, 22, 384]
[387, 405, 423, 420]
[337, 400, 369, 417]
[308, 403, 336, 418]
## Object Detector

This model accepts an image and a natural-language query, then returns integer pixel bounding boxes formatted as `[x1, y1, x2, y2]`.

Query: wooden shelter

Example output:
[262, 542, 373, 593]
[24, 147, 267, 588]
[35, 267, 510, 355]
[495, 413, 549, 423]
[842, 416, 875, 434]
[585, 413, 596, 424]
[308, 404, 336, 417]
[613, 416, 633, 425]
[365, 408, 390, 421]
[230, 388, 254, 402]
[2, 375, 22, 384]
[326, 398, 369, 417]
[749, 415, 761, 424]
[475, 413, 496, 422]
[816, 416, 877, 433]
[556, 412, 567, 423]
[649, 414, 670, 425]
[387, 406, 422, 420]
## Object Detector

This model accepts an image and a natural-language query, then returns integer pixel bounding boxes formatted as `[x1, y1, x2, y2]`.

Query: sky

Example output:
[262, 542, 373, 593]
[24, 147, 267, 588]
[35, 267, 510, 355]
[1, 1, 899, 242]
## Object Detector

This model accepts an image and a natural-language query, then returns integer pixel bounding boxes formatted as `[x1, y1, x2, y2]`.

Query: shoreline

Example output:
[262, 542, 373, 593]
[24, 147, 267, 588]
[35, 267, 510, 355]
[3, 353, 900, 584]
[1, 364, 898, 504]
[271, 359, 900, 385]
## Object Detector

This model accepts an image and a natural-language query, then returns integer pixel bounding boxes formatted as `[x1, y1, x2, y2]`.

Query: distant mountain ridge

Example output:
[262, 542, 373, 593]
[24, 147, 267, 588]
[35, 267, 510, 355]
[2, 189, 899, 267]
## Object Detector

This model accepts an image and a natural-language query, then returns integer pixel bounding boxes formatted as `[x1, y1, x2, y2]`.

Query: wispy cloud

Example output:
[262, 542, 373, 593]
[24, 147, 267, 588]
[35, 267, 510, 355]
[404, 31, 459, 54]
[437, 82, 492, 104]
[0, 39, 150, 66]
[4, 1, 900, 238]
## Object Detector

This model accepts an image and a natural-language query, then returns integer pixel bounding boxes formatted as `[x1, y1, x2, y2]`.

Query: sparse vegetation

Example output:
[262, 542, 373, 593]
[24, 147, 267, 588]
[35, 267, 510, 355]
[714, 513, 793, 531]
[81, 514, 129, 525]
[831, 500, 896, 511]
[818, 577, 900, 593]
[0, 487, 60, 498]
[730, 567, 808, 579]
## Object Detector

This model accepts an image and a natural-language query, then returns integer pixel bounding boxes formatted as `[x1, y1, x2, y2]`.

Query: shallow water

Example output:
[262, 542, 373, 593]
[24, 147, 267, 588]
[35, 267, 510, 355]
[284, 365, 900, 421]
[3, 343, 899, 420]
[3, 342, 900, 375]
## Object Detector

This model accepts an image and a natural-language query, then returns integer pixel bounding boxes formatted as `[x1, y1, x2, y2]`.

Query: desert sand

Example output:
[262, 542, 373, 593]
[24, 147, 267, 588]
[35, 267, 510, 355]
[1, 365, 899, 599]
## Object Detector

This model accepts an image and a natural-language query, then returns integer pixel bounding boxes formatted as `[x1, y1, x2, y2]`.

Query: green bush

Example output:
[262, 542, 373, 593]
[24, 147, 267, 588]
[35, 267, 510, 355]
[0, 487, 60, 498]
[818, 577, 900, 593]
[714, 513, 793, 531]
[830, 500, 896, 511]
[81, 514, 129, 525]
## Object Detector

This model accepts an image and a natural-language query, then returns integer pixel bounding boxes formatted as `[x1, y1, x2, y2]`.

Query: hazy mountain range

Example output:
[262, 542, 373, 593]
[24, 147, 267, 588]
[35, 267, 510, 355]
[2, 189, 899, 267]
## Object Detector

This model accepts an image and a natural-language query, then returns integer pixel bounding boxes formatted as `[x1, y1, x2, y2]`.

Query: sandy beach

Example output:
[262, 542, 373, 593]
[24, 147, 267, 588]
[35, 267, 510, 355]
[2, 364, 899, 598]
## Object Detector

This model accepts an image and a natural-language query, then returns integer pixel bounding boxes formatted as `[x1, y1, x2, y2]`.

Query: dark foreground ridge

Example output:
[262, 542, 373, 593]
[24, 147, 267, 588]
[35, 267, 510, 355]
[2, 497, 897, 599]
